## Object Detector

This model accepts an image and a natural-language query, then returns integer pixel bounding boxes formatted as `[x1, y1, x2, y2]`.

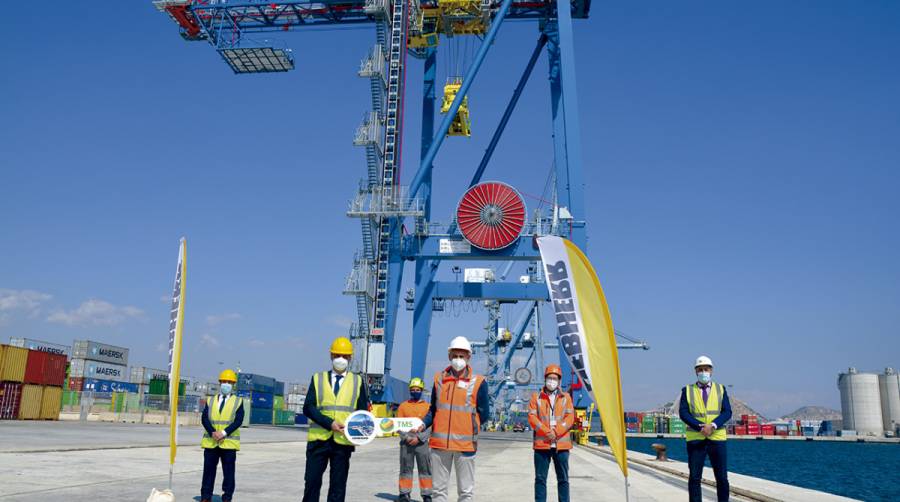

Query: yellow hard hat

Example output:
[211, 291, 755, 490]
[409, 377, 425, 390]
[218, 369, 238, 383]
[330, 336, 353, 356]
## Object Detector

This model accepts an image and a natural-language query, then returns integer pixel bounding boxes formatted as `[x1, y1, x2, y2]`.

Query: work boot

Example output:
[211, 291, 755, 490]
[397, 494, 411, 502]
[422, 496, 432, 502]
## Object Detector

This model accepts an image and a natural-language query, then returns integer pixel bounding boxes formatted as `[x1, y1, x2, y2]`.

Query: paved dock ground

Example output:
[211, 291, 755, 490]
[0, 422, 857, 501]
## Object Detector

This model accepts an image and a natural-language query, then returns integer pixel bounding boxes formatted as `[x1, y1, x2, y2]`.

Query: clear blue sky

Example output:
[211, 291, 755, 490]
[1, 1, 898, 418]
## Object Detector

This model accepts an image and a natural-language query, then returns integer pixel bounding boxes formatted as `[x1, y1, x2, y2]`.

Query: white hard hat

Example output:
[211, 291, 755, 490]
[695, 355, 714, 368]
[448, 336, 472, 353]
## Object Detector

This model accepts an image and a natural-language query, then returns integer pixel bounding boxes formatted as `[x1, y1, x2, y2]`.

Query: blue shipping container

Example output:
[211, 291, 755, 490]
[251, 392, 274, 409]
[236, 390, 252, 398]
[237, 373, 276, 394]
[83, 378, 139, 393]
[250, 407, 273, 425]
[275, 380, 285, 396]
[295, 414, 309, 425]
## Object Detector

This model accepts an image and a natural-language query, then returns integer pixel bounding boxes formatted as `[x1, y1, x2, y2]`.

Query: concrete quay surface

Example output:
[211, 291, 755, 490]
[0, 421, 857, 501]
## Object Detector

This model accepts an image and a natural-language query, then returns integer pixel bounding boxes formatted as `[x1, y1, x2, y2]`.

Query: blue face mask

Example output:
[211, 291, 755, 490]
[220, 383, 233, 395]
[410, 391, 423, 401]
[696, 372, 711, 385]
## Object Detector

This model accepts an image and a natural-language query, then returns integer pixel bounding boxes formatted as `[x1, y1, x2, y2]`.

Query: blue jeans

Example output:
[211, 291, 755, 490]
[201, 447, 236, 501]
[687, 439, 729, 502]
[534, 448, 569, 502]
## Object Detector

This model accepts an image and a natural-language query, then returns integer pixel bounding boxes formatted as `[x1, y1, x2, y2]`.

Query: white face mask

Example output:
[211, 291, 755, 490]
[450, 357, 467, 372]
[332, 357, 349, 372]
[697, 371, 711, 385]
[219, 383, 233, 395]
[545, 378, 559, 392]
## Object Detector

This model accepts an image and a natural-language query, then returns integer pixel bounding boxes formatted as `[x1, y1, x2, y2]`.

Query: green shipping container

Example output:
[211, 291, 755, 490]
[274, 409, 295, 425]
[274, 395, 285, 411]
[149, 378, 186, 396]
[62, 390, 81, 407]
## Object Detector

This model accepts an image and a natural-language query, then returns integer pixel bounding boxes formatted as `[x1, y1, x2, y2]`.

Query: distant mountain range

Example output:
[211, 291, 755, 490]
[649, 396, 841, 424]
[650, 394, 769, 422]
[779, 406, 842, 421]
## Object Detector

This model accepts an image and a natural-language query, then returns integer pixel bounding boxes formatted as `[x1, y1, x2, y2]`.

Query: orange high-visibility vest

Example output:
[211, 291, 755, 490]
[429, 366, 484, 452]
[527, 390, 575, 450]
[398, 399, 430, 420]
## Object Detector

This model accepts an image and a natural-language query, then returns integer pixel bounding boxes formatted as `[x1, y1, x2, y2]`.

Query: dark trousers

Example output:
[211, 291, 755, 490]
[303, 438, 354, 502]
[534, 448, 570, 502]
[201, 447, 236, 501]
[687, 439, 729, 502]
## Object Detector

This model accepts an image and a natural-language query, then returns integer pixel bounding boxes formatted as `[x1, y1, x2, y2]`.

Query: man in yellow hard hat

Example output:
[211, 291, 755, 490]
[397, 377, 432, 502]
[302, 336, 369, 502]
[200, 369, 244, 502]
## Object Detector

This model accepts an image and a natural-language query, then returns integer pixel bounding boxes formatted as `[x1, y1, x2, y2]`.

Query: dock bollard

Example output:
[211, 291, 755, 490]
[651, 443, 669, 461]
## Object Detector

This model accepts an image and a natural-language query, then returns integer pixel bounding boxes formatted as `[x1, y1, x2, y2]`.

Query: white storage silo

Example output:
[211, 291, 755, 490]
[838, 368, 884, 436]
[879, 368, 900, 434]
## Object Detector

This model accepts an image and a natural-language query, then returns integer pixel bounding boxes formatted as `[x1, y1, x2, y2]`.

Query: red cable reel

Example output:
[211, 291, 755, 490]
[456, 182, 526, 250]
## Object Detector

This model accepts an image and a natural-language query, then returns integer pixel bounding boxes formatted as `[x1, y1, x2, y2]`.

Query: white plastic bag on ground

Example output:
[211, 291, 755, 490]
[147, 488, 175, 502]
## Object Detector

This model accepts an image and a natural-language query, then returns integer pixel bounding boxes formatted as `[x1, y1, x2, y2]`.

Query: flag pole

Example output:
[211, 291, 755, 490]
[624, 475, 629, 502]
[166, 237, 187, 491]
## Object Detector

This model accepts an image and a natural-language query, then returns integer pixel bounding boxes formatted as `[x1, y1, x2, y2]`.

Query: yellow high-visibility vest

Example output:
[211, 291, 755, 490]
[684, 382, 727, 442]
[308, 371, 361, 446]
[201, 394, 241, 450]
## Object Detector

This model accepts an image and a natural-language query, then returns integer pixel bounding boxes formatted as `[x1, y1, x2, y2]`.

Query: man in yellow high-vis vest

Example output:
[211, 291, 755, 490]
[200, 369, 244, 502]
[302, 336, 369, 502]
[678, 356, 732, 502]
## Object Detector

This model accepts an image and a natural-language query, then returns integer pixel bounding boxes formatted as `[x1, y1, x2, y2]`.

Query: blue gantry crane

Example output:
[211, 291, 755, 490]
[155, 0, 644, 410]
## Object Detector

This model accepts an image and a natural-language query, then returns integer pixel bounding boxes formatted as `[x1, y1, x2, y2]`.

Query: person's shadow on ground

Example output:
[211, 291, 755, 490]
[192, 496, 224, 502]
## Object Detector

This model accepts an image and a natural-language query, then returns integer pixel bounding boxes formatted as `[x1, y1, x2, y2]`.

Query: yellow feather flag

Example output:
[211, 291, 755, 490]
[537, 236, 628, 479]
[166, 238, 187, 487]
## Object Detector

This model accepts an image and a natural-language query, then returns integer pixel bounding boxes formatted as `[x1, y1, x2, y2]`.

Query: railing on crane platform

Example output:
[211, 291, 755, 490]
[347, 186, 425, 218]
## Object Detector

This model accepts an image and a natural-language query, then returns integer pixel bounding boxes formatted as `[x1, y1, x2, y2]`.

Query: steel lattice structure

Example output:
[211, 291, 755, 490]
[156, 0, 644, 411]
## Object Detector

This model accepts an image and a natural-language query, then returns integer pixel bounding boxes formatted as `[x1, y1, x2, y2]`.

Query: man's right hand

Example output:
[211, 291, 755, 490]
[331, 420, 345, 432]
[412, 424, 425, 433]
[407, 436, 420, 446]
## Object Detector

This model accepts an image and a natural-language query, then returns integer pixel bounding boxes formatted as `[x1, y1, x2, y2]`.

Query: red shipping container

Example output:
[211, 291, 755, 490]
[24, 351, 67, 386]
[0, 382, 23, 419]
[734, 425, 747, 435]
[67, 377, 84, 391]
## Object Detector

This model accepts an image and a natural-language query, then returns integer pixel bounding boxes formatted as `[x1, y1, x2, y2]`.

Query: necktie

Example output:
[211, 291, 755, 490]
[219, 395, 226, 413]
[702, 384, 709, 405]
[333, 374, 343, 396]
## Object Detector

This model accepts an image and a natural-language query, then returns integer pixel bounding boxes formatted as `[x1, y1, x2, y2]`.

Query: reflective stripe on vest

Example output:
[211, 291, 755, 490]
[201, 394, 241, 450]
[684, 383, 727, 442]
[429, 366, 483, 452]
[307, 370, 360, 445]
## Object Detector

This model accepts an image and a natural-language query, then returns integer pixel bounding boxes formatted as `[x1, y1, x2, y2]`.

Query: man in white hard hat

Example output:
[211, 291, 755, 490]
[678, 356, 732, 502]
[415, 336, 490, 502]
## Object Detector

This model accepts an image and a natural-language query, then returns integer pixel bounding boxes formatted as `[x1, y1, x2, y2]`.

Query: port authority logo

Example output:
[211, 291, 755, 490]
[544, 258, 593, 393]
[344, 410, 378, 446]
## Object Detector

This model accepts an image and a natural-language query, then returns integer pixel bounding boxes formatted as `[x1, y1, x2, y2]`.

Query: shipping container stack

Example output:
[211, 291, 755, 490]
[668, 416, 686, 435]
[238, 373, 275, 425]
[285, 382, 306, 415]
[70, 340, 135, 393]
[625, 412, 642, 433]
[1, 341, 68, 420]
[640, 414, 656, 433]
[818, 420, 839, 437]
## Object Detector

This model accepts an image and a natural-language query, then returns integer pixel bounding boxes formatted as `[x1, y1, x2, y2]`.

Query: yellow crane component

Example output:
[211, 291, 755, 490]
[408, 8, 440, 48]
[441, 78, 471, 137]
[438, 0, 487, 35]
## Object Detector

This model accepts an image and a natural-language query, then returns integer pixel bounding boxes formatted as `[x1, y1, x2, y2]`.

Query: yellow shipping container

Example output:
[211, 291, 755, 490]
[19, 384, 43, 419]
[1, 345, 28, 382]
[0, 345, 5, 378]
[41, 386, 62, 420]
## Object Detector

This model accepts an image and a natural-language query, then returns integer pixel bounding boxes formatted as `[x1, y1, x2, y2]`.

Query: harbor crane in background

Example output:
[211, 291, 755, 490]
[154, 0, 648, 413]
